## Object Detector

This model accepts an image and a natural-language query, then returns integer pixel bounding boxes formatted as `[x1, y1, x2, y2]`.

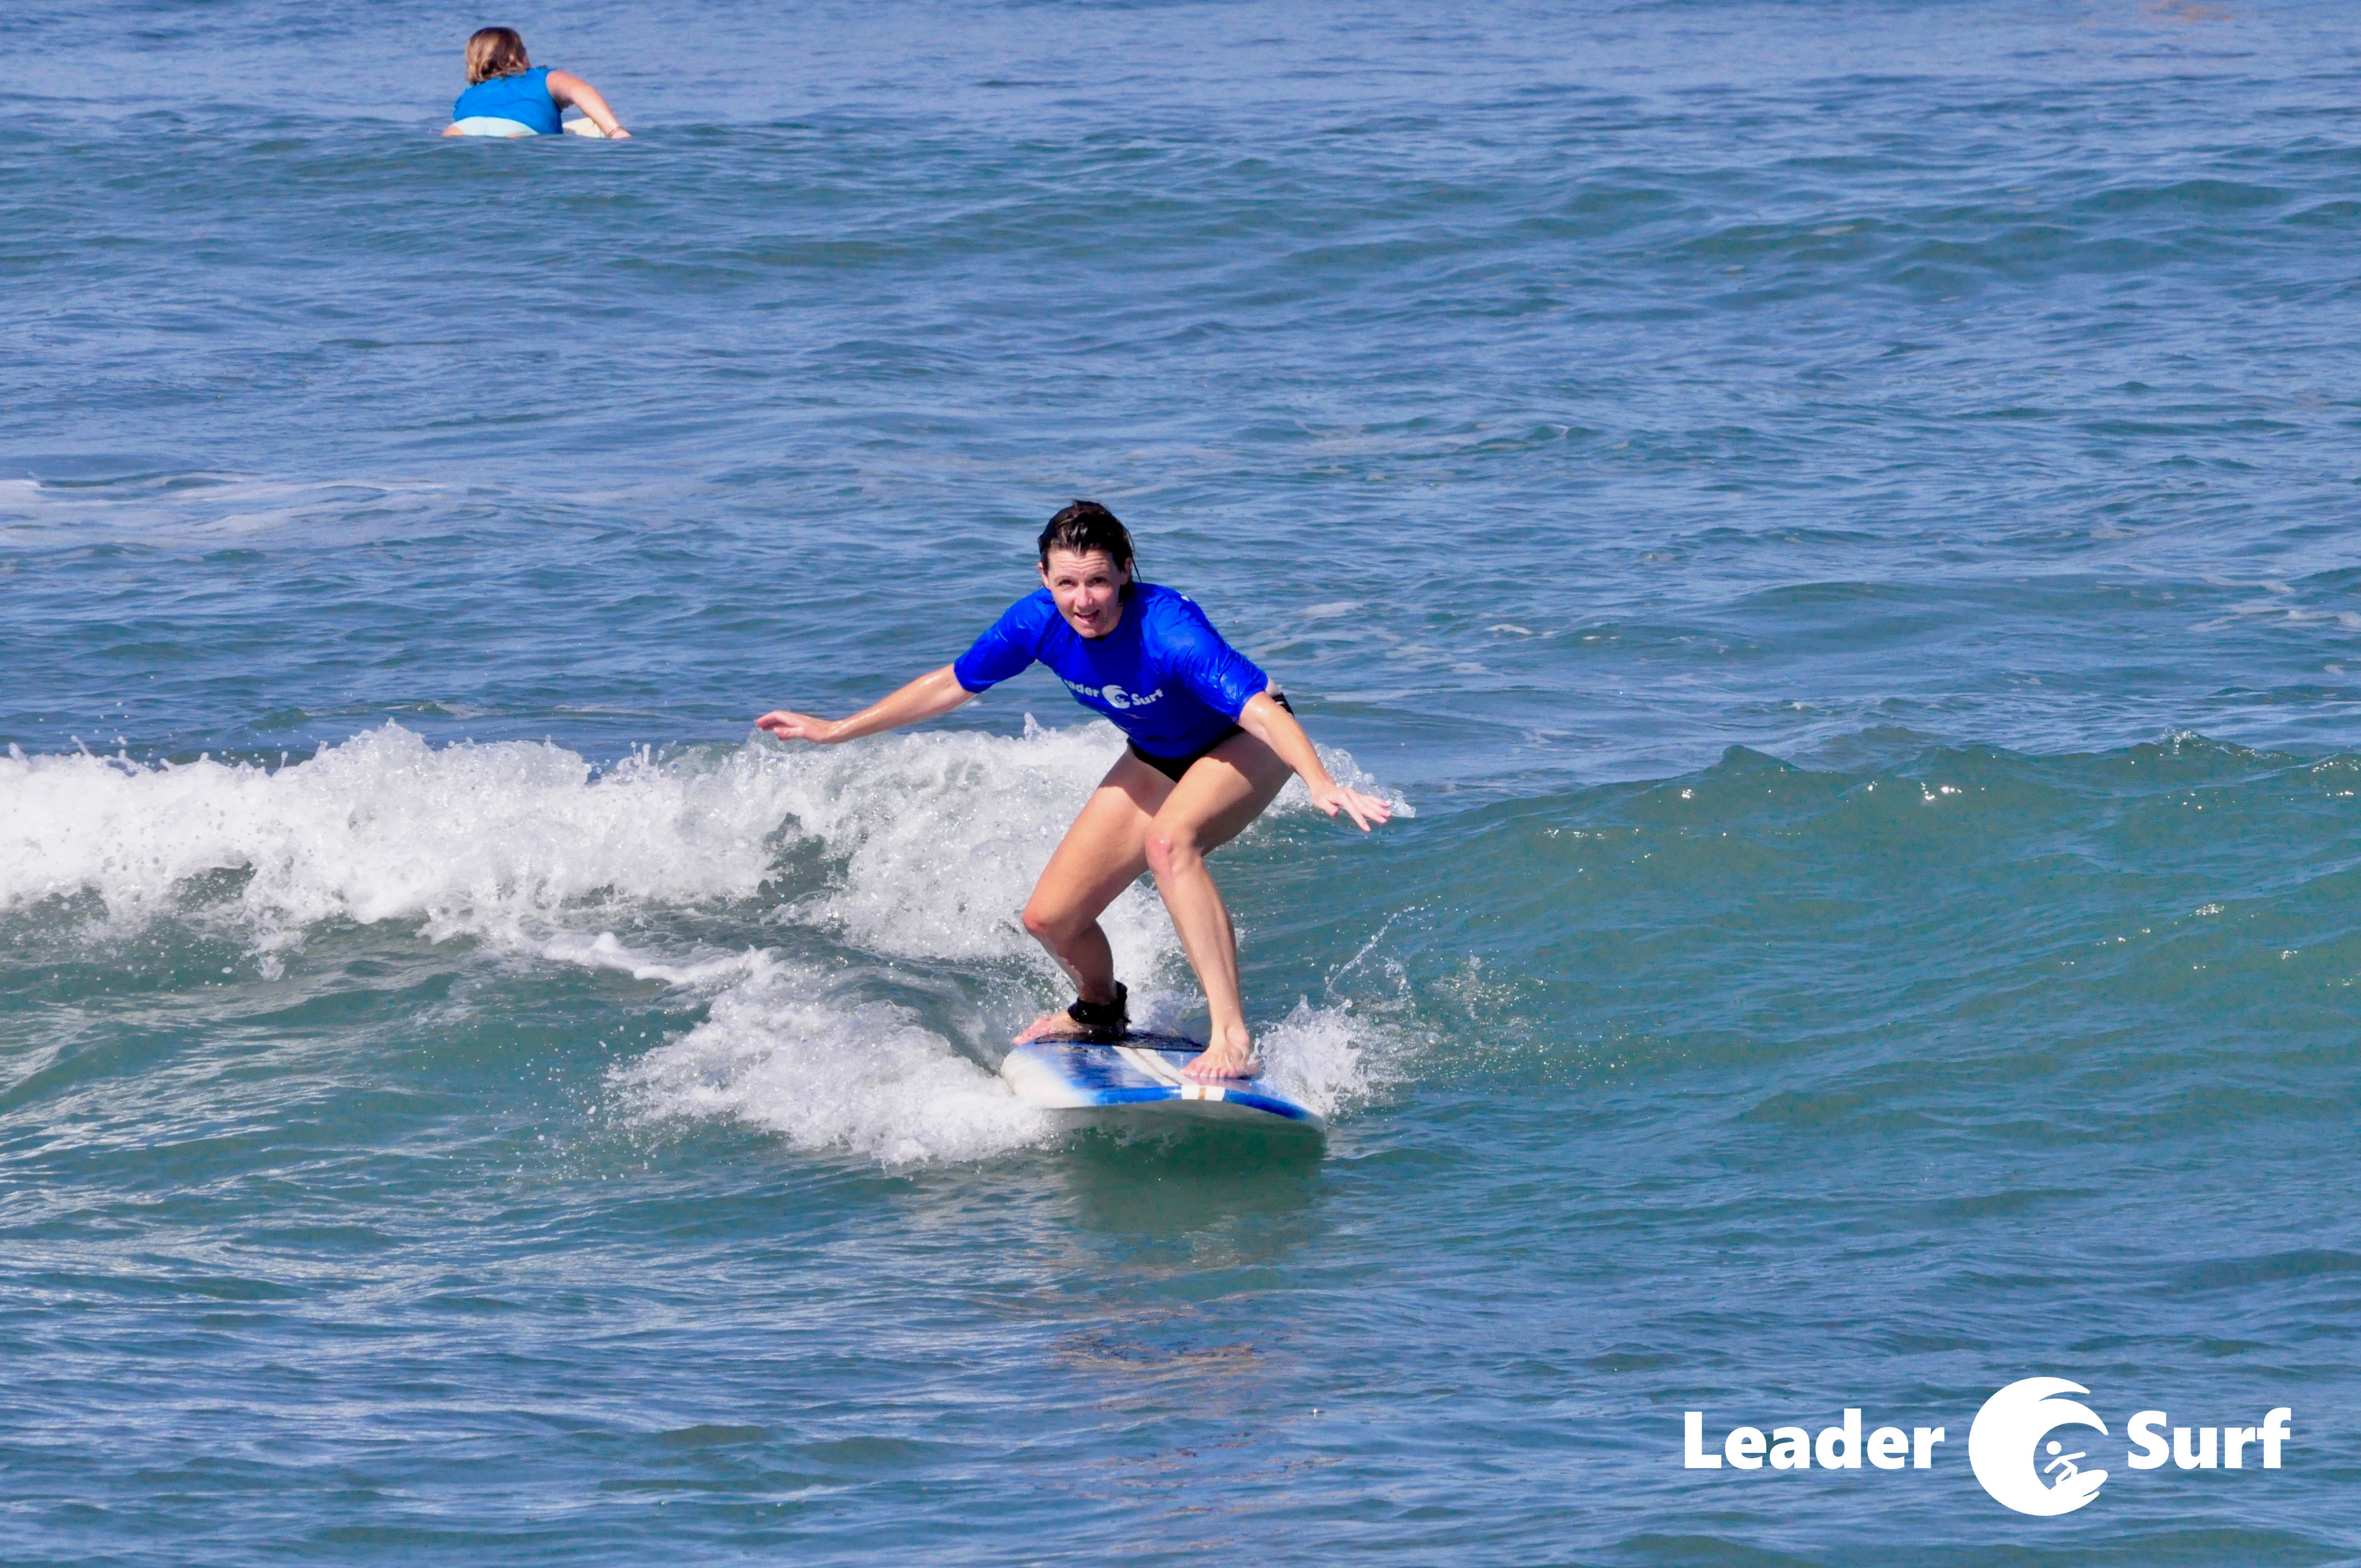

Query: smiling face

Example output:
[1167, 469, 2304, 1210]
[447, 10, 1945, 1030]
[1040, 547, 1129, 639]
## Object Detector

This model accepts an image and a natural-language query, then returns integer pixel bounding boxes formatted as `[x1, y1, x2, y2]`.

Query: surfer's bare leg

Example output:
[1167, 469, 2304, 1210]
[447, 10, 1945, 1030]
[1015, 755, 1167, 1041]
[1144, 731, 1292, 1080]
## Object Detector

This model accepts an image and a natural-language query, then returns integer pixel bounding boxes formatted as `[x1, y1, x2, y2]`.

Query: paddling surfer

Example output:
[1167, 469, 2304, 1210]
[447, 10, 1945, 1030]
[443, 27, 629, 138]
[755, 502, 1391, 1082]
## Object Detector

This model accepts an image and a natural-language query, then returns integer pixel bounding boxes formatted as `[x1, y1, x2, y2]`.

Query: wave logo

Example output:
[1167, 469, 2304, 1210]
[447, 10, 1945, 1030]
[1968, 1378, 2110, 1516]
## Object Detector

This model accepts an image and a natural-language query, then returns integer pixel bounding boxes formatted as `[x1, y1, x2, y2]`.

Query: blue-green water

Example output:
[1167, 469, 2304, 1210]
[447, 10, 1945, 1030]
[5, 2, 2359, 1561]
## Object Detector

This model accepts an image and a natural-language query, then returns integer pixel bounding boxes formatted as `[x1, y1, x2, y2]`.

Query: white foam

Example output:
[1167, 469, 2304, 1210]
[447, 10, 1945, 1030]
[0, 725, 785, 949]
[536, 929, 770, 990]
[0, 720, 1405, 1161]
[610, 954, 1054, 1166]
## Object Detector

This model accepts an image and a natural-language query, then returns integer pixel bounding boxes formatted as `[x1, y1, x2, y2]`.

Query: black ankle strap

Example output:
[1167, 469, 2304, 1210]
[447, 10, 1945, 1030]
[1067, 981, 1128, 1032]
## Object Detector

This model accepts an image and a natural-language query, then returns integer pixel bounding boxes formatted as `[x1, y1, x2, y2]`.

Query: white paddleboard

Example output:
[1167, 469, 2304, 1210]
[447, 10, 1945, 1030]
[1000, 1031, 1324, 1131]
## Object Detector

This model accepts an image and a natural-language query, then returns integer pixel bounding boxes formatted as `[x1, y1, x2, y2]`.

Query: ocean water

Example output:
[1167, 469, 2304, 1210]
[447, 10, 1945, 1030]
[5, 0, 2360, 1561]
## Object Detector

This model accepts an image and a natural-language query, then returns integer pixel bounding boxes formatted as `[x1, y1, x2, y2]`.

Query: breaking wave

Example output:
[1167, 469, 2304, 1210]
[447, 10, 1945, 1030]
[0, 721, 1406, 1162]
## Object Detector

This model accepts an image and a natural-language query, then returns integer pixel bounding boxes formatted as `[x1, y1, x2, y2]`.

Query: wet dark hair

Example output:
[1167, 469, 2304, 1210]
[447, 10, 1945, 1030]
[1036, 500, 1135, 580]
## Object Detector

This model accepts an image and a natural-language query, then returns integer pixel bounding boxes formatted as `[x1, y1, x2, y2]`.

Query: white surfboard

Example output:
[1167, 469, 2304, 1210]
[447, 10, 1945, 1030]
[450, 116, 539, 137]
[446, 115, 609, 138]
[1000, 1031, 1324, 1131]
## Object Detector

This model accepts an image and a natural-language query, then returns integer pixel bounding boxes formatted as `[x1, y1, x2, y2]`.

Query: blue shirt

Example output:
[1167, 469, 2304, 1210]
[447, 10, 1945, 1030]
[453, 68, 561, 135]
[953, 584, 1270, 758]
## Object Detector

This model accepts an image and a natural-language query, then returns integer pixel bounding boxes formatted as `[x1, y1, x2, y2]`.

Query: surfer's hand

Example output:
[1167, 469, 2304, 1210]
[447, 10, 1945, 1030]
[755, 709, 839, 744]
[1307, 780, 1393, 832]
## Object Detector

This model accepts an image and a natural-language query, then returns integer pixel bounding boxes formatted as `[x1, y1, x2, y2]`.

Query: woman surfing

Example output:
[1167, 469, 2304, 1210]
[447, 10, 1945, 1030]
[755, 502, 1392, 1083]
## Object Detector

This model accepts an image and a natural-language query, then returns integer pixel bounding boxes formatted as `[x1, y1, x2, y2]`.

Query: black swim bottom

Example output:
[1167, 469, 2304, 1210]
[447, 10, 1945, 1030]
[1128, 693, 1292, 783]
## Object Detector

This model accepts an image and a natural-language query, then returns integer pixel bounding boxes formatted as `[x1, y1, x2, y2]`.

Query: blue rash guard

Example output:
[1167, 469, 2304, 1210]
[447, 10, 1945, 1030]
[953, 584, 1270, 758]
[453, 68, 562, 135]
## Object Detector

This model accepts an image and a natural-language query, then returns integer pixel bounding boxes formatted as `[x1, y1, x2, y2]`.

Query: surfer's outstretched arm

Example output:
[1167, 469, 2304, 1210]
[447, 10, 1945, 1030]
[755, 664, 973, 744]
[1234, 692, 1394, 831]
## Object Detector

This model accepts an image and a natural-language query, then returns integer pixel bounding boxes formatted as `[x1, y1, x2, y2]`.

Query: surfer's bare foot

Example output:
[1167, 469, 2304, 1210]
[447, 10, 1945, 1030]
[1014, 1008, 1090, 1044]
[1182, 1027, 1259, 1082]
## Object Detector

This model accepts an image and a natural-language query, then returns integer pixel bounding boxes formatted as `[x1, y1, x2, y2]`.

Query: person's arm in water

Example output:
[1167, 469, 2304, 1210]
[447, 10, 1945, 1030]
[757, 665, 972, 744]
[547, 70, 630, 137]
[1235, 691, 1393, 831]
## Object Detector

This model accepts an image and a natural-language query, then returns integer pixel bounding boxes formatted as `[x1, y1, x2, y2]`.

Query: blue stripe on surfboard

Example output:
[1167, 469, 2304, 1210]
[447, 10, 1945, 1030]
[999, 1035, 1320, 1124]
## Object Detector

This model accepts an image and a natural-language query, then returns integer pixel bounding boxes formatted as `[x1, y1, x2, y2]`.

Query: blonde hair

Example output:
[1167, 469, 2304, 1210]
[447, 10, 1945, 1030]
[464, 27, 531, 85]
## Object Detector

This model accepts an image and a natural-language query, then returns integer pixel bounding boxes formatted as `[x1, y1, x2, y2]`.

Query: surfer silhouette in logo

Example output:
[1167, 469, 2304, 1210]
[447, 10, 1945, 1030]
[755, 502, 1392, 1082]
[2043, 1441, 2085, 1484]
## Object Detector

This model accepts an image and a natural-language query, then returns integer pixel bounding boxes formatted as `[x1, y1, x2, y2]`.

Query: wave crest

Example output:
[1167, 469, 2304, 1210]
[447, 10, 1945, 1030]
[0, 725, 782, 948]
